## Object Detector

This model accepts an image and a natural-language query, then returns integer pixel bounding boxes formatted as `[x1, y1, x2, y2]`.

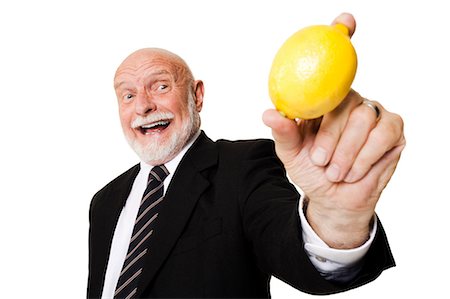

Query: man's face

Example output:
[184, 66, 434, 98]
[114, 49, 203, 165]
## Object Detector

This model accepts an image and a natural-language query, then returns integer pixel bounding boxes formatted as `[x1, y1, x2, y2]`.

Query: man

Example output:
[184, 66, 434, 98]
[88, 13, 405, 299]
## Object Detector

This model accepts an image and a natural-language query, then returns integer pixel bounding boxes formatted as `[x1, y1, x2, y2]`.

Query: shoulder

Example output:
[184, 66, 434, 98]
[90, 164, 140, 209]
[212, 137, 284, 178]
[215, 137, 276, 158]
[185, 131, 278, 171]
[95, 164, 140, 195]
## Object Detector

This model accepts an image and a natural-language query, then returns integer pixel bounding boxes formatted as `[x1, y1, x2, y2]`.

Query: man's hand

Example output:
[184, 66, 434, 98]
[262, 13, 406, 249]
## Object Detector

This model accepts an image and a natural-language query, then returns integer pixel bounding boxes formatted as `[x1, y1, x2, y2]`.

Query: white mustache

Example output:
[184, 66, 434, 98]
[131, 112, 175, 129]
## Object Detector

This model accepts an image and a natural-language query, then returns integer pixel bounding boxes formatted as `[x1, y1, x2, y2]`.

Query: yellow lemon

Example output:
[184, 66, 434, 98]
[268, 23, 357, 119]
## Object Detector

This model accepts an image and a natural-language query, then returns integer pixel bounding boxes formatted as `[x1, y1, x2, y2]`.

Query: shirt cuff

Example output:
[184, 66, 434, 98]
[299, 197, 377, 273]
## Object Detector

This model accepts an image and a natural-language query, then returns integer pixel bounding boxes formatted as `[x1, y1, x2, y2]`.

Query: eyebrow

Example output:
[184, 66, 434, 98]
[113, 81, 129, 90]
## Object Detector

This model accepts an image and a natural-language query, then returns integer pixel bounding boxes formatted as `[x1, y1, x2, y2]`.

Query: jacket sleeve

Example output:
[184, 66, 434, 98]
[237, 139, 395, 295]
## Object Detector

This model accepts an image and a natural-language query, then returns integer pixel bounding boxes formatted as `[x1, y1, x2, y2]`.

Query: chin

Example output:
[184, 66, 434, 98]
[128, 136, 178, 165]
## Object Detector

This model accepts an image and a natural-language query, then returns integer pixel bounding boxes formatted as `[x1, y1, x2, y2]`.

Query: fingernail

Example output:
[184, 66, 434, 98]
[311, 147, 328, 166]
[326, 164, 341, 182]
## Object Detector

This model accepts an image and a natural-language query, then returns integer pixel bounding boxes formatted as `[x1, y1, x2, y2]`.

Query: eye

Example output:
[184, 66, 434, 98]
[123, 93, 134, 103]
[157, 84, 168, 91]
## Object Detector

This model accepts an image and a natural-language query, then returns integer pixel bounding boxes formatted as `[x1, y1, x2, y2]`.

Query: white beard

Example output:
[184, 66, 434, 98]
[125, 94, 200, 166]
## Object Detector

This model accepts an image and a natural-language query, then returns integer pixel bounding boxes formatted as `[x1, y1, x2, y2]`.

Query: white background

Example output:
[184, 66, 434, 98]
[1, 0, 448, 298]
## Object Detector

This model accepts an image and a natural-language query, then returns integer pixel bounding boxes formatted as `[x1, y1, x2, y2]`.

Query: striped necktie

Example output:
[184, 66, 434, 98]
[114, 165, 169, 299]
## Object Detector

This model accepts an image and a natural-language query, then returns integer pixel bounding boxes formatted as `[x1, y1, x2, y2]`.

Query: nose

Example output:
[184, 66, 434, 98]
[135, 91, 156, 115]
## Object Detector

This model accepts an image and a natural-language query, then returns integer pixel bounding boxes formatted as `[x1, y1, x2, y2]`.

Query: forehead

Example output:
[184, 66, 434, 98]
[114, 55, 179, 88]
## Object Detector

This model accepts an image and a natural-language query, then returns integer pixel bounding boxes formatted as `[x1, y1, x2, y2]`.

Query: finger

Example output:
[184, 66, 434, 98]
[358, 143, 405, 200]
[310, 90, 362, 166]
[331, 12, 356, 37]
[262, 109, 302, 161]
[325, 101, 379, 182]
[345, 111, 405, 183]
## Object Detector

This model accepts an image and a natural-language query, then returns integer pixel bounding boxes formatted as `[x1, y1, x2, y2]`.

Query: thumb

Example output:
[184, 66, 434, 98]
[262, 109, 302, 160]
[332, 12, 357, 37]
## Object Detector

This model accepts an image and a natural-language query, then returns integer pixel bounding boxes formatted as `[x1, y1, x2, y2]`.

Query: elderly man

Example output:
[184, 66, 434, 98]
[88, 13, 405, 299]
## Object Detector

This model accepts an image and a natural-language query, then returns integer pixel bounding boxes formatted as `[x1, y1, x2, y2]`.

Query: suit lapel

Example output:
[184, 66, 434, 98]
[88, 164, 140, 298]
[136, 132, 218, 297]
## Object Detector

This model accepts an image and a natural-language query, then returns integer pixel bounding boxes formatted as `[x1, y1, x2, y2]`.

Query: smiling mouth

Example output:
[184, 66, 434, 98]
[138, 120, 171, 135]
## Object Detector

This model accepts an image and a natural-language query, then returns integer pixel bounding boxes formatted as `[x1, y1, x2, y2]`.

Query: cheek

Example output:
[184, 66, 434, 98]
[174, 101, 190, 119]
[119, 108, 134, 132]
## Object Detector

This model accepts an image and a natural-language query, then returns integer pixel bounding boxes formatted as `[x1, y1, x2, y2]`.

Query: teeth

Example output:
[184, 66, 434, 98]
[141, 120, 169, 129]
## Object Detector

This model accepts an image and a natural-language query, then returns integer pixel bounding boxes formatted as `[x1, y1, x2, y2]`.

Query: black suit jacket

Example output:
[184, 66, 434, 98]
[88, 131, 395, 298]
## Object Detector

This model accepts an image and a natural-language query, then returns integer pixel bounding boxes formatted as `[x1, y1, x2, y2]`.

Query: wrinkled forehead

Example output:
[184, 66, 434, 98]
[114, 51, 191, 88]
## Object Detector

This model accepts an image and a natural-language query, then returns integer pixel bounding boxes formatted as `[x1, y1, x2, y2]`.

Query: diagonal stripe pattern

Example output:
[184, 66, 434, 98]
[114, 165, 169, 299]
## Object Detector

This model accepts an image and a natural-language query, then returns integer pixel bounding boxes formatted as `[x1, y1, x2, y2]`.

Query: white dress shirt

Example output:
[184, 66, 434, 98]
[101, 131, 375, 298]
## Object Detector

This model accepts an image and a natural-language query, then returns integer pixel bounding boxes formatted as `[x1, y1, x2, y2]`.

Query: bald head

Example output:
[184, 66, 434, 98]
[114, 48, 194, 89]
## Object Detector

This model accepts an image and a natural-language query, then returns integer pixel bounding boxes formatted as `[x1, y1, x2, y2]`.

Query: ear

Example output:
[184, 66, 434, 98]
[193, 80, 205, 112]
